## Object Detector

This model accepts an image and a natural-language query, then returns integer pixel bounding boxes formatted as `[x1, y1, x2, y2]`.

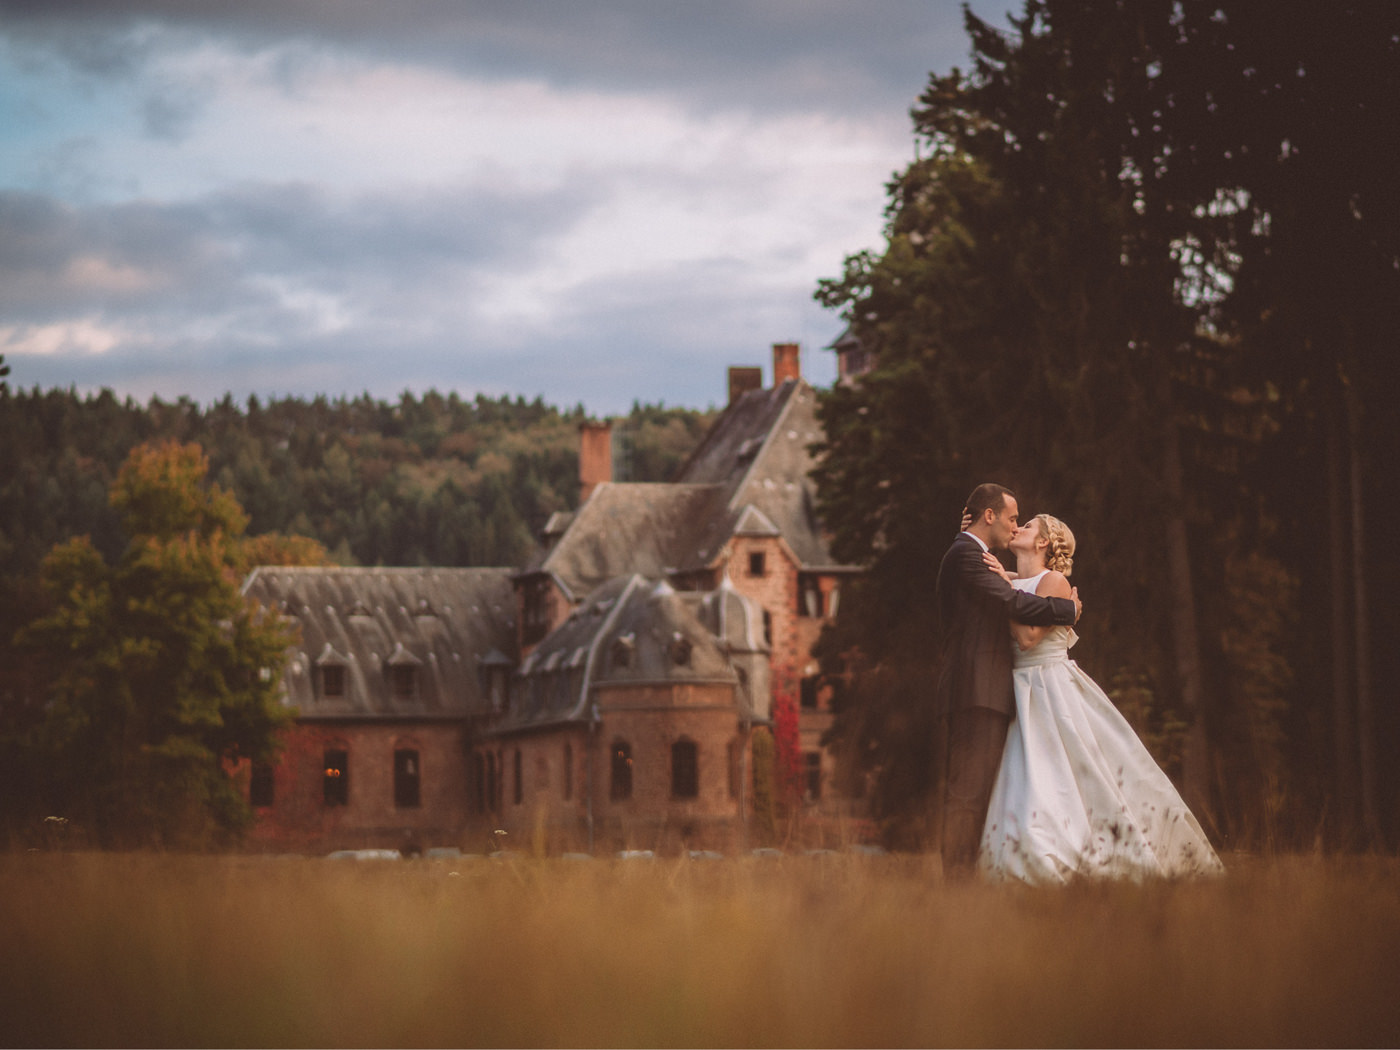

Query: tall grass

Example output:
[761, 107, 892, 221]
[2, 851, 1397, 1047]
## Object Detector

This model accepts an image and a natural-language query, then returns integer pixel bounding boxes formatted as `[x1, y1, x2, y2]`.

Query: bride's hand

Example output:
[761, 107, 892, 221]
[959, 507, 972, 532]
[982, 551, 1013, 581]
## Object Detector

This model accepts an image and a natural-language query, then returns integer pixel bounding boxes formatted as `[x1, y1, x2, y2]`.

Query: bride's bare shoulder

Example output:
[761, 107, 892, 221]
[1036, 570, 1072, 598]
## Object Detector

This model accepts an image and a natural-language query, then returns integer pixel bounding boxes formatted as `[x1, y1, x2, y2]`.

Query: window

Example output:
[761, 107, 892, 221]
[390, 665, 416, 699]
[748, 551, 766, 577]
[323, 749, 349, 806]
[799, 575, 824, 618]
[522, 577, 553, 646]
[321, 664, 345, 698]
[804, 751, 823, 802]
[762, 609, 773, 646]
[668, 634, 693, 666]
[470, 752, 486, 813]
[394, 749, 421, 808]
[671, 738, 699, 799]
[563, 742, 574, 801]
[610, 741, 633, 801]
[512, 748, 523, 805]
[486, 752, 500, 812]
[249, 761, 275, 808]
[800, 675, 821, 710]
[727, 739, 742, 799]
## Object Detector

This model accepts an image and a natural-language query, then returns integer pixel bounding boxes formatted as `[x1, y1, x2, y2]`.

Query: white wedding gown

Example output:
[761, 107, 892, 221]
[978, 571, 1225, 884]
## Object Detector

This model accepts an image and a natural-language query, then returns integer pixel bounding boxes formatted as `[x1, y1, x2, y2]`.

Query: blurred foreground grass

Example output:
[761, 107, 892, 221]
[1, 851, 1397, 1047]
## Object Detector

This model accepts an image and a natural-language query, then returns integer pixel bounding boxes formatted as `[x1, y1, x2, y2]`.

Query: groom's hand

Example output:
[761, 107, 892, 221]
[1071, 587, 1082, 623]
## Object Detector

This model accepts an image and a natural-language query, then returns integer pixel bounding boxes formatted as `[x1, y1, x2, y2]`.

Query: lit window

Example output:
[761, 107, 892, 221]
[323, 749, 349, 806]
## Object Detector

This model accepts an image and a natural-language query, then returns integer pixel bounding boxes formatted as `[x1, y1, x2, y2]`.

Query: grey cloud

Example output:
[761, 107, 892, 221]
[0, 0, 982, 120]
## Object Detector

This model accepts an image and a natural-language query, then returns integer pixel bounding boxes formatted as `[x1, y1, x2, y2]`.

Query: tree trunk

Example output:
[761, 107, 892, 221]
[1342, 362, 1381, 846]
[1158, 358, 1211, 823]
[1325, 382, 1358, 846]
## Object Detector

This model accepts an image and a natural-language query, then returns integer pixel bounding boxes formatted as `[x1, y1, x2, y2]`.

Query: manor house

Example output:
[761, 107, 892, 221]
[239, 343, 863, 855]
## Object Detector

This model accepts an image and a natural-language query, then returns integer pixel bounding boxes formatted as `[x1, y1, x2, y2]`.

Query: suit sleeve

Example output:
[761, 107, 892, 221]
[954, 541, 1076, 626]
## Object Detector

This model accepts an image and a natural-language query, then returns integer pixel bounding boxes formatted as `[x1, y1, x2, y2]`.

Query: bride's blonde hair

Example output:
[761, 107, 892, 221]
[1033, 514, 1075, 577]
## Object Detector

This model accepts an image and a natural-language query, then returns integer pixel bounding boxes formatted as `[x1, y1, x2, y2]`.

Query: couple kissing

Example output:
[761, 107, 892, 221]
[935, 483, 1223, 884]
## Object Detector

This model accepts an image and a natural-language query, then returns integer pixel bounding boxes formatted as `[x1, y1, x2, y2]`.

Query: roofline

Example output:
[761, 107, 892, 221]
[725, 377, 807, 514]
[565, 573, 643, 722]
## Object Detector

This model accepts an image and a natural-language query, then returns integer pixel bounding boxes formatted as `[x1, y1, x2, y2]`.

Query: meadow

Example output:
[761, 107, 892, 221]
[2, 850, 1397, 1048]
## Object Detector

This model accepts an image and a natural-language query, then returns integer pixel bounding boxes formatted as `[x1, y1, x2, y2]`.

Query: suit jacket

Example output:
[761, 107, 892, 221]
[934, 532, 1078, 718]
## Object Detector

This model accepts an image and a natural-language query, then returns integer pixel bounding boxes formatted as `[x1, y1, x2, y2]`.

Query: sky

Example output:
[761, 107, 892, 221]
[0, 1, 1001, 415]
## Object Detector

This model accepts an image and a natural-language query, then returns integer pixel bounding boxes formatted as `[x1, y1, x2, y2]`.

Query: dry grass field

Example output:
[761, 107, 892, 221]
[2, 850, 1397, 1048]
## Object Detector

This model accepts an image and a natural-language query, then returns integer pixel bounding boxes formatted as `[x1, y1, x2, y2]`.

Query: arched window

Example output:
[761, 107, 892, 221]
[671, 738, 698, 799]
[323, 749, 349, 806]
[610, 740, 633, 801]
[394, 748, 421, 808]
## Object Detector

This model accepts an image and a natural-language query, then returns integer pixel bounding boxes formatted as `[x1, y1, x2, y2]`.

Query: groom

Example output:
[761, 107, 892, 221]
[934, 482, 1080, 876]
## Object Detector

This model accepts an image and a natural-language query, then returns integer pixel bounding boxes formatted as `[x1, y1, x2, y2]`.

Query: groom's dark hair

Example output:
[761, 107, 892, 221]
[965, 483, 1015, 523]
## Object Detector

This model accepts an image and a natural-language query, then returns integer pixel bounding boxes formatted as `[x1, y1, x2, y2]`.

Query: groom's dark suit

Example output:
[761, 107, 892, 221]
[934, 531, 1078, 874]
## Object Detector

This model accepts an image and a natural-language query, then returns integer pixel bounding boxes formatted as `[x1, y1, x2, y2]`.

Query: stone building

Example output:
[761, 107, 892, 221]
[237, 567, 515, 855]
[241, 343, 864, 854]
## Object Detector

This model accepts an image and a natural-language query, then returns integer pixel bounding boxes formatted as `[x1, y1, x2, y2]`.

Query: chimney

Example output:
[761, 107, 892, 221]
[727, 366, 763, 405]
[772, 342, 801, 386]
[578, 420, 612, 503]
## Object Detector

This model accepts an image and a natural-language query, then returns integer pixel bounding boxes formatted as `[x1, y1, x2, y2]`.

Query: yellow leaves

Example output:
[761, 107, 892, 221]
[110, 440, 249, 543]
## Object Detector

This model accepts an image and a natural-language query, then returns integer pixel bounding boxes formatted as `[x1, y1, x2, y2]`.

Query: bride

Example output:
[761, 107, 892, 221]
[976, 513, 1224, 884]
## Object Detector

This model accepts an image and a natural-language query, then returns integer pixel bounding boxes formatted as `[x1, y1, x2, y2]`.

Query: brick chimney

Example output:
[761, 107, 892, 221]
[578, 420, 612, 502]
[728, 366, 763, 405]
[772, 342, 801, 386]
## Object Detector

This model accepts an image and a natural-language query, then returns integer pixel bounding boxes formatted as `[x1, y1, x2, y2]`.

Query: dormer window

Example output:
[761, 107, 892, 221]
[321, 664, 345, 698]
[314, 644, 350, 700]
[391, 665, 417, 699]
[669, 633, 693, 666]
[611, 633, 635, 669]
[385, 643, 422, 700]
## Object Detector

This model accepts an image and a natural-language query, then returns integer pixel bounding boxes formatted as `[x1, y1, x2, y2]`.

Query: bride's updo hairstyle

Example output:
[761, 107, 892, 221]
[1034, 514, 1075, 577]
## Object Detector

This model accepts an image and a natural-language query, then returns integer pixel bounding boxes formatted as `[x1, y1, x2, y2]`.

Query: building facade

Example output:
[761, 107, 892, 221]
[241, 344, 864, 854]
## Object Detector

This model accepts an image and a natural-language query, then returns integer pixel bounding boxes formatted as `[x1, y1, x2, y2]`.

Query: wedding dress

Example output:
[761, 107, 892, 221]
[978, 571, 1225, 884]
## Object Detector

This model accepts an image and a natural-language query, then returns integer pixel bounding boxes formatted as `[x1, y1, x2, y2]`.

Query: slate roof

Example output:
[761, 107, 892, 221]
[493, 574, 767, 734]
[524, 378, 850, 600]
[242, 567, 516, 720]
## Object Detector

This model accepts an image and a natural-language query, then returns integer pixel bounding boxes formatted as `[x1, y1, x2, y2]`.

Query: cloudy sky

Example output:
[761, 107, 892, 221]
[1, 1, 999, 415]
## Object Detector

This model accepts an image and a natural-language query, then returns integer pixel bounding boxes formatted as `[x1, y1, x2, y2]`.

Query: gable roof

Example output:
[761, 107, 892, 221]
[242, 567, 516, 720]
[493, 574, 749, 734]
[528, 378, 851, 599]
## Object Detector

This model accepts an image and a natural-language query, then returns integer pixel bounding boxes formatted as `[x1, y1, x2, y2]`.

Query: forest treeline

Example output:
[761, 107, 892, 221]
[0, 386, 713, 578]
[812, 0, 1399, 852]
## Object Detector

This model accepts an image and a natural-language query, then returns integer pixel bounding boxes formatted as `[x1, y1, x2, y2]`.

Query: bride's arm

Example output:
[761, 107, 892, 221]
[1011, 571, 1073, 650]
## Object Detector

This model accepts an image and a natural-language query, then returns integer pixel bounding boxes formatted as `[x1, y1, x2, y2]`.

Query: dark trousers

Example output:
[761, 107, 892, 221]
[941, 706, 1011, 876]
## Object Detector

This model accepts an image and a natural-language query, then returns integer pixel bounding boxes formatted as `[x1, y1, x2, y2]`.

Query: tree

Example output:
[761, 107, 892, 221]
[17, 441, 296, 848]
[812, 0, 1306, 847]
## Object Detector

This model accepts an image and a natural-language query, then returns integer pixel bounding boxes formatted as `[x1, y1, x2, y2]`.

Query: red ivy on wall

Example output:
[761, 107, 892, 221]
[771, 687, 802, 809]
